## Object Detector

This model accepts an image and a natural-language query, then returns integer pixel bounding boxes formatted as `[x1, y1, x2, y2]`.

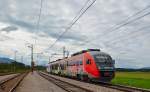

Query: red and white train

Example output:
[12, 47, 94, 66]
[46, 49, 115, 82]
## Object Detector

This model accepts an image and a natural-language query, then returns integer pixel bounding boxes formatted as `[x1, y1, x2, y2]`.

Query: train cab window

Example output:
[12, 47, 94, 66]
[86, 59, 91, 64]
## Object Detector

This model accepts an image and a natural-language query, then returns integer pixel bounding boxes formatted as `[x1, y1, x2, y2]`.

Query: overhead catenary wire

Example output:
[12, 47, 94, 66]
[104, 25, 150, 44]
[51, 7, 150, 56]
[115, 4, 150, 26]
[34, 0, 44, 45]
[76, 26, 150, 55]
[41, 0, 90, 52]
[42, 0, 91, 54]
[98, 12, 150, 45]
[78, 4, 150, 44]
[41, 2, 150, 62]
[46, 0, 96, 50]
[106, 11, 150, 34]
[36, 0, 43, 32]
[70, 29, 150, 56]
[31, 0, 44, 59]
[67, 0, 91, 24]
[84, 24, 150, 48]
[78, 6, 150, 46]
[45, 1, 150, 57]
[93, 25, 150, 46]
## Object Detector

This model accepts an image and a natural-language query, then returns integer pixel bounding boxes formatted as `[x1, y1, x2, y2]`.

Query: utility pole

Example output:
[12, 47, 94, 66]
[14, 50, 18, 72]
[63, 47, 69, 58]
[49, 53, 59, 62]
[27, 44, 34, 73]
[49, 56, 51, 63]
[66, 50, 69, 57]
[34, 52, 43, 66]
[31, 44, 33, 66]
[63, 46, 66, 58]
[14, 51, 17, 61]
[21, 56, 23, 63]
[49, 54, 54, 63]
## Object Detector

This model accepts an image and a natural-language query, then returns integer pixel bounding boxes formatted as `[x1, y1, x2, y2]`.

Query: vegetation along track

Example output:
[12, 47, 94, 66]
[0, 72, 28, 92]
[0, 73, 17, 76]
[38, 71, 93, 92]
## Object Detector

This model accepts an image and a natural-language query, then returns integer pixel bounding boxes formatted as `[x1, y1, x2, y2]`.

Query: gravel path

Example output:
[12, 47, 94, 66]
[42, 72, 123, 92]
[0, 74, 18, 82]
[15, 71, 66, 92]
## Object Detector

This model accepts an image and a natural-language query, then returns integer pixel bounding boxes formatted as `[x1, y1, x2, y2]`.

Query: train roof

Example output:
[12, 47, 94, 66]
[49, 57, 69, 64]
[48, 49, 112, 64]
[71, 49, 100, 57]
[89, 51, 110, 56]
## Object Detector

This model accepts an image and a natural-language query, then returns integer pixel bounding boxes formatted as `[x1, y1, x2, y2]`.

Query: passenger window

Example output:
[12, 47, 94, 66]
[80, 61, 83, 65]
[76, 61, 79, 66]
[86, 59, 91, 64]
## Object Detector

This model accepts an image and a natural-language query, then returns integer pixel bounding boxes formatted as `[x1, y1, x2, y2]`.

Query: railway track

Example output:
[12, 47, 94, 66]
[41, 72, 150, 92]
[96, 81, 150, 92]
[0, 73, 16, 76]
[66, 77, 150, 92]
[38, 71, 93, 92]
[0, 72, 28, 92]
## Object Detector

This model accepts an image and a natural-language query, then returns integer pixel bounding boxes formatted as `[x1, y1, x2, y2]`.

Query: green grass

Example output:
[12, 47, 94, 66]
[0, 63, 30, 74]
[111, 72, 150, 89]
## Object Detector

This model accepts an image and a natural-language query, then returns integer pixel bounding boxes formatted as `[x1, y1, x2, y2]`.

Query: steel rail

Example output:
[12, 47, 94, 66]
[41, 72, 150, 92]
[0, 73, 18, 76]
[0, 72, 28, 92]
[97, 81, 150, 92]
[38, 71, 93, 92]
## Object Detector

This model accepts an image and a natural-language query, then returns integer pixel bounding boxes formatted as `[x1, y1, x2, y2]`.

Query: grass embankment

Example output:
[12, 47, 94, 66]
[0, 62, 30, 74]
[0, 62, 46, 75]
[111, 72, 150, 89]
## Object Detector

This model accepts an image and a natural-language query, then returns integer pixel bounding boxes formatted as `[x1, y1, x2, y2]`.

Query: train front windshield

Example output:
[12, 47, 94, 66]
[94, 54, 114, 70]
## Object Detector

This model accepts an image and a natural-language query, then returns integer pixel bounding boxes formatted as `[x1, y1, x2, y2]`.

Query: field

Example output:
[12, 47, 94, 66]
[111, 72, 150, 89]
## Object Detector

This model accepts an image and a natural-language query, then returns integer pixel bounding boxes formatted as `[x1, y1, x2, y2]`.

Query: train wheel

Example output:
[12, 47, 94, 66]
[77, 74, 83, 81]
[84, 75, 90, 82]
[87, 77, 91, 82]
[80, 75, 84, 81]
[77, 74, 80, 80]
[80, 75, 89, 81]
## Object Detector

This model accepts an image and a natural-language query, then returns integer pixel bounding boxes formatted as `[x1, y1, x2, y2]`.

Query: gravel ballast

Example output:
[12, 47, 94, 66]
[0, 74, 18, 82]
[42, 72, 123, 92]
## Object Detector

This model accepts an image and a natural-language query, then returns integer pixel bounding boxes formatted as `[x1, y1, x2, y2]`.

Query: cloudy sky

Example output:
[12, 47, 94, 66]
[0, 0, 150, 68]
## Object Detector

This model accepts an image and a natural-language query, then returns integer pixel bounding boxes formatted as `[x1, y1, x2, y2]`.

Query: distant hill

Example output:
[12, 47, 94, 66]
[141, 67, 150, 69]
[0, 57, 15, 64]
[116, 68, 150, 72]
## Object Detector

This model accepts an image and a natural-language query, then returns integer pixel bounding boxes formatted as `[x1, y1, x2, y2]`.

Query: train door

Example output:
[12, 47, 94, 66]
[65, 60, 68, 76]
[77, 60, 83, 75]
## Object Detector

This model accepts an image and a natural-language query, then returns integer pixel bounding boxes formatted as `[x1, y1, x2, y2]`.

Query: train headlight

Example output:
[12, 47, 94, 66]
[97, 66, 101, 69]
[104, 67, 113, 69]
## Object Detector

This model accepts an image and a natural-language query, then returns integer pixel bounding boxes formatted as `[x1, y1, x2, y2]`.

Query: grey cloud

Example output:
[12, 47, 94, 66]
[1, 26, 18, 32]
[0, 35, 12, 41]
[6, 15, 36, 31]
[0, 0, 150, 67]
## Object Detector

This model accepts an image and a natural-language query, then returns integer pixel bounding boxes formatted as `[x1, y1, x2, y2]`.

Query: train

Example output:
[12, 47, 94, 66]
[46, 49, 115, 82]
